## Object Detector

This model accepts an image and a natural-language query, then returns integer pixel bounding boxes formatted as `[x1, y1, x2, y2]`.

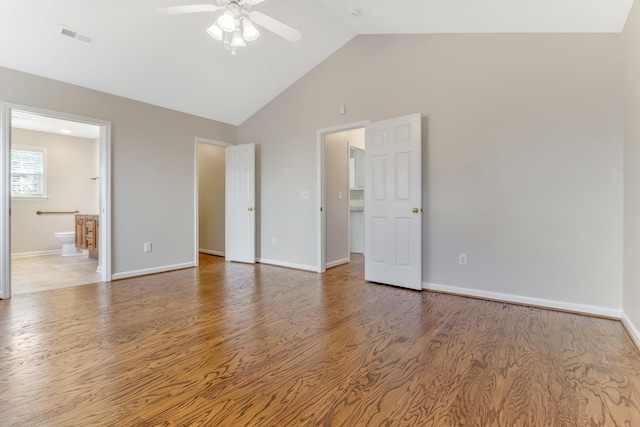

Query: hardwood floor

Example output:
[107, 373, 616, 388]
[1, 254, 639, 426]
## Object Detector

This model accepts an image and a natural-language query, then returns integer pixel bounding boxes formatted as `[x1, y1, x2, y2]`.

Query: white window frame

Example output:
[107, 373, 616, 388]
[10, 144, 48, 199]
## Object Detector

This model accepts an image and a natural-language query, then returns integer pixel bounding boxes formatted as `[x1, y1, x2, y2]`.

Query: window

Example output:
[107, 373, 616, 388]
[11, 145, 47, 198]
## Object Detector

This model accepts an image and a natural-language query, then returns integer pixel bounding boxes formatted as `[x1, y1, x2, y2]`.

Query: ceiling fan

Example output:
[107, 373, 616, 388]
[157, 0, 301, 55]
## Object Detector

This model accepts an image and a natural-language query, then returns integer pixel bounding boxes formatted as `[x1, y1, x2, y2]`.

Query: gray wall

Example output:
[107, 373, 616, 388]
[10, 129, 97, 255]
[239, 33, 623, 313]
[1, 66, 237, 276]
[623, 1, 640, 337]
[198, 143, 225, 255]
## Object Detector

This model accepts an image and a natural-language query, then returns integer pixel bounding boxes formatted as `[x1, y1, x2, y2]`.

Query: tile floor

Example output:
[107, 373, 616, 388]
[11, 254, 101, 296]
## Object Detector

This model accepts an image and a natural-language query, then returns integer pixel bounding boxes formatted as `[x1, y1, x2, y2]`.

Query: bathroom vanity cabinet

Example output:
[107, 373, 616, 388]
[75, 214, 99, 260]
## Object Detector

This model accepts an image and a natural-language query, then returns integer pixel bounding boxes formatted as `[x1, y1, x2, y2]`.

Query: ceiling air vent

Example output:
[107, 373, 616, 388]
[59, 25, 94, 45]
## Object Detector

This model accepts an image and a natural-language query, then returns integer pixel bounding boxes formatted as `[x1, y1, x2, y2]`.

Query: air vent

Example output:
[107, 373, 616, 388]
[59, 25, 94, 45]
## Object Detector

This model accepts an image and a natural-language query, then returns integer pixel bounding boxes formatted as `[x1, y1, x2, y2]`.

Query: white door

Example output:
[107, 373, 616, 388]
[225, 143, 256, 263]
[364, 113, 422, 290]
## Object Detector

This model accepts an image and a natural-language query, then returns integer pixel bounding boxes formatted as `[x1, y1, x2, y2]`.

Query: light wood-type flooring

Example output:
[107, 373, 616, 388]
[1, 254, 639, 426]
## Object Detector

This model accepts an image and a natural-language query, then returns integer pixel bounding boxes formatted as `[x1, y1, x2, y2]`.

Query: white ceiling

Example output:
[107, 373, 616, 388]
[11, 111, 101, 139]
[0, 0, 634, 126]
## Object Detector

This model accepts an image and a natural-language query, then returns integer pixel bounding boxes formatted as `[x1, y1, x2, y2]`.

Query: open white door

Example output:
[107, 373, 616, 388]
[364, 113, 422, 290]
[225, 143, 256, 263]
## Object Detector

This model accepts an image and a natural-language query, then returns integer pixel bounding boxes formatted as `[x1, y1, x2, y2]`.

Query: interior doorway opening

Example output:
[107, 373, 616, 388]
[0, 102, 112, 299]
[194, 138, 231, 266]
[317, 120, 369, 273]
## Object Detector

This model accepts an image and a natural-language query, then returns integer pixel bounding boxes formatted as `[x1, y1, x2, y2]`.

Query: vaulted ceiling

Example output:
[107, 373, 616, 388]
[0, 0, 634, 125]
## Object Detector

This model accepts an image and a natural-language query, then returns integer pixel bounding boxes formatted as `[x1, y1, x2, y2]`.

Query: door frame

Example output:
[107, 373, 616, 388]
[316, 120, 370, 273]
[0, 102, 112, 299]
[193, 137, 232, 267]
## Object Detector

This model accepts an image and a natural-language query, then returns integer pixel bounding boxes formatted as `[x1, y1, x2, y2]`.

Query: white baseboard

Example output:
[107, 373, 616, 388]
[258, 258, 318, 272]
[622, 311, 640, 349]
[326, 258, 349, 269]
[199, 249, 225, 257]
[423, 282, 622, 319]
[11, 249, 61, 258]
[112, 262, 195, 280]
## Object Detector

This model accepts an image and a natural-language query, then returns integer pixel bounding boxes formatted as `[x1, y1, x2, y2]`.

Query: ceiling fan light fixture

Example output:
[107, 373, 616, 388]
[242, 18, 259, 41]
[217, 11, 236, 32]
[206, 23, 223, 41]
[230, 30, 246, 47]
[160, 0, 301, 54]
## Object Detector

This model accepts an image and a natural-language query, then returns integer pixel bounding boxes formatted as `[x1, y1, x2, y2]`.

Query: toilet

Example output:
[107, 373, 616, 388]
[54, 231, 84, 256]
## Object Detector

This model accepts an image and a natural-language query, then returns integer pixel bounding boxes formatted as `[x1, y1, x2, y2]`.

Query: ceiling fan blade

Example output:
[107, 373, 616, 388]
[244, 0, 267, 5]
[249, 11, 301, 42]
[157, 4, 222, 15]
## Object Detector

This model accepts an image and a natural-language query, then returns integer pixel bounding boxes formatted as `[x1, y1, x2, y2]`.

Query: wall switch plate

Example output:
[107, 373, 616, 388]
[271, 237, 276, 246]
[338, 191, 343, 200]
[144, 242, 152, 253]
[300, 190, 310, 199]
[459, 253, 467, 265]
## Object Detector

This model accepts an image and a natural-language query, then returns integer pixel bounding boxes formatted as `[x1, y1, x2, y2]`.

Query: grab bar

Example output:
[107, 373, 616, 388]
[36, 210, 80, 215]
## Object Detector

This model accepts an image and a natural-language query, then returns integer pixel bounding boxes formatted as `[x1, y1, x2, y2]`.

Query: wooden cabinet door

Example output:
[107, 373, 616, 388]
[75, 216, 86, 249]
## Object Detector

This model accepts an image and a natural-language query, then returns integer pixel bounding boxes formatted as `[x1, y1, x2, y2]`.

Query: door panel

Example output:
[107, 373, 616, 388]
[372, 155, 385, 199]
[365, 113, 422, 290]
[395, 152, 411, 200]
[225, 143, 255, 263]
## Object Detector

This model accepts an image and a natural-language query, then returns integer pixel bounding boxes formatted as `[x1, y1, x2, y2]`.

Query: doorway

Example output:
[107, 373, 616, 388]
[0, 103, 112, 299]
[194, 137, 231, 265]
[317, 120, 369, 273]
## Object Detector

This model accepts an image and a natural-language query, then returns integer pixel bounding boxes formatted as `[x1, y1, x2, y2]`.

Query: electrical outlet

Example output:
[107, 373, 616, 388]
[271, 237, 277, 246]
[144, 242, 152, 253]
[459, 253, 467, 265]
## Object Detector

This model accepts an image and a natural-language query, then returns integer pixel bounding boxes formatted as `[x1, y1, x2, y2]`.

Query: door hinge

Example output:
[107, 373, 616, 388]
[320, 207, 323, 212]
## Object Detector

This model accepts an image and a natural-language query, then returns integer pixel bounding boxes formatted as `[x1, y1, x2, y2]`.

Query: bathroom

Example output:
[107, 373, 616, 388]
[10, 112, 101, 295]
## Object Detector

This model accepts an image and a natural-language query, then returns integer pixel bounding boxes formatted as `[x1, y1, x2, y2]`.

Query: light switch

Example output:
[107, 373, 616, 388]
[300, 190, 310, 199]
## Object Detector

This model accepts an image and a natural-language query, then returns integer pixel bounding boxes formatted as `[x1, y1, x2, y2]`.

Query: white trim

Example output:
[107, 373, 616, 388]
[111, 262, 195, 280]
[316, 120, 370, 274]
[423, 282, 623, 319]
[326, 258, 349, 269]
[622, 311, 640, 349]
[0, 103, 10, 299]
[11, 249, 62, 258]
[0, 102, 112, 299]
[99, 120, 112, 283]
[199, 249, 225, 257]
[258, 258, 318, 272]
[194, 137, 232, 268]
[11, 196, 50, 201]
[316, 133, 324, 273]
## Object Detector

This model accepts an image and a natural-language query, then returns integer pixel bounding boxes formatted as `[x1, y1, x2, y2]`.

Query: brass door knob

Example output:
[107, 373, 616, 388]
[248, 207, 254, 212]
[412, 208, 419, 213]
